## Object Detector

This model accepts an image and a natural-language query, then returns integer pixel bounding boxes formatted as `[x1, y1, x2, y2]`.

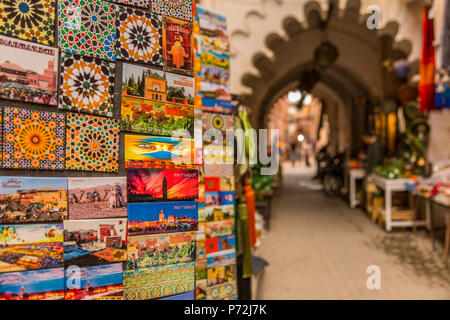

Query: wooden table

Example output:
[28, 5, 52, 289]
[349, 168, 365, 208]
[373, 175, 429, 232]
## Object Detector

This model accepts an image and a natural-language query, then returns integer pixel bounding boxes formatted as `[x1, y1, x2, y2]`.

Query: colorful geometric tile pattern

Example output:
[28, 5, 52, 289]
[123, 262, 195, 300]
[58, 0, 116, 61]
[2, 107, 65, 170]
[59, 53, 115, 117]
[65, 113, 120, 172]
[109, 0, 148, 8]
[151, 0, 192, 22]
[0, 0, 56, 46]
[115, 5, 162, 66]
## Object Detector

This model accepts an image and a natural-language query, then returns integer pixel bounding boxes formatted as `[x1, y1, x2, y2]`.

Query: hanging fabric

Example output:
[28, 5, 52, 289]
[419, 4, 436, 112]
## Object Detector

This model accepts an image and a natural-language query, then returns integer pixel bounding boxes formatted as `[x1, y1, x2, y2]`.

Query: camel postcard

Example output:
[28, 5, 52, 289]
[0, 177, 68, 224]
[68, 177, 127, 220]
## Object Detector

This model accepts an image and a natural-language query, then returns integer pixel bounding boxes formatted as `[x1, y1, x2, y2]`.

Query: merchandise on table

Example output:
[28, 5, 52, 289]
[68, 177, 127, 220]
[0, 177, 68, 224]
[0, 35, 58, 105]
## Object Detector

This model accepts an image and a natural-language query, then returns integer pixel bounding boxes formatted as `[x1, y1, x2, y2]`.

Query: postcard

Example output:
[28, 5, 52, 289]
[63, 218, 127, 267]
[64, 263, 123, 300]
[126, 232, 196, 270]
[219, 176, 235, 191]
[206, 251, 237, 269]
[201, 81, 231, 100]
[205, 234, 235, 254]
[163, 16, 193, 76]
[127, 169, 198, 202]
[202, 112, 233, 133]
[197, 34, 229, 57]
[166, 73, 195, 105]
[159, 291, 195, 300]
[200, 49, 230, 71]
[196, 260, 207, 281]
[205, 191, 219, 207]
[201, 65, 230, 86]
[0, 35, 58, 106]
[205, 220, 234, 238]
[197, 6, 229, 39]
[195, 279, 207, 300]
[196, 238, 206, 261]
[204, 164, 234, 177]
[204, 205, 234, 222]
[68, 177, 127, 220]
[204, 177, 220, 192]
[0, 268, 64, 300]
[219, 191, 235, 205]
[0, 177, 68, 224]
[125, 134, 195, 169]
[206, 281, 237, 300]
[122, 63, 166, 99]
[123, 262, 195, 300]
[202, 97, 233, 114]
[128, 202, 198, 236]
[121, 96, 194, 137]
[0, 223, 63, 273]
[207, 264, 234, 287]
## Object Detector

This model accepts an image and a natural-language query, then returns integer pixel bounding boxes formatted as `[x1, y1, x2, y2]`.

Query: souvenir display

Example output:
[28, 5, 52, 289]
[195, 279, 207, 300]
[0, 223, 64, 273]
[201, 82, 231, 101]
[59, 53, 115, 117]
[163, 16, 193, 76]
[0, 177, 68, 224]
[0, 35, 58, 105]
[124, 134, 195, 169]
[205, 220, 234, 238]
[166, 73, 195, 105]
[58, 0, 117, 61]
[127, 169, 198, 202]
[219, 176, 234, 191]
[196, 260, 206, 281]
[151, 0, 193, 22]
[123, 262, 195, 300]
[66, 113, 120, 172]
[0, 0, 56, 46]
[128, 201, 198, 236]
[63, 218, 127, 267]
[64, 263, 123, 300]
[116, 6, 162, 66]
[0, 268, 65, 300]
[196, 6, 229, 40]
[126, 232, 196, 269]
[68, 177, 127, 220]
[204, 177, 220, 192]
[201, 65, 230, 86]
[204, 163, 234, 177]
[199, 49, 230, 72]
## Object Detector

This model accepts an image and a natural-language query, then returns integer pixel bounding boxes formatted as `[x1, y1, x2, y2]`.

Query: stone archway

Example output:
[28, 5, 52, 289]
[239, 0, 415, 152]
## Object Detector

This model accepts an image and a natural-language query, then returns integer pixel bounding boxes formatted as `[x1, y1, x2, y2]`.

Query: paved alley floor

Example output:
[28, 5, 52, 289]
[254, 163, 450, 300]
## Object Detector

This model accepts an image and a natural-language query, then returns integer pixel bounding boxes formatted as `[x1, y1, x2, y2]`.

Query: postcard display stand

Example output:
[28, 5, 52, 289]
[194, 6, 238, 300]
[0, 0, 199, 300]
